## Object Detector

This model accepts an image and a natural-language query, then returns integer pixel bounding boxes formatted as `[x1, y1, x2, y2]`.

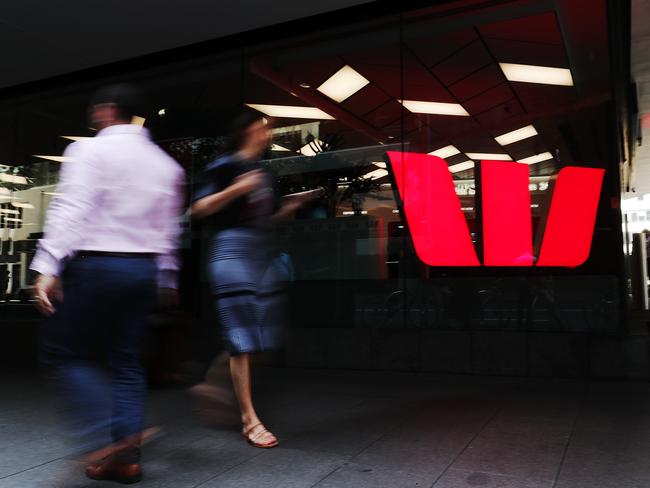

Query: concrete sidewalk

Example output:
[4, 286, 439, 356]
[1, 368, 649, 487]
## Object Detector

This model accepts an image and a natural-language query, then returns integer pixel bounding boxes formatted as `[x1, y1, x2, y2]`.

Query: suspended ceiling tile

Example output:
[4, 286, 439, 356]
[354, 62, 452, 102]
[473, 98, 526, 128]
[352, 64, 399, 95]
[365, 100, 401, 129]
[512, 83, 578, 113]
[406, 28, 478, 68]
[343, 44, 402, 68]
[245, 75, 301, 106]
[453, 134, 504, 154]
[463, 83, 515, 115]
[448, 63, 504, 102]
[282, 56, 349, 88]
[342, 84, 390, 118]
[478, 12, 563, 45]
[380, 114, 423, 139]
[402, 113, 425, 133]
[484, 38, 568, 67]
[402, 82, 455, 102]
[422, 114, 481, 138]
[431, 40, 493, 86]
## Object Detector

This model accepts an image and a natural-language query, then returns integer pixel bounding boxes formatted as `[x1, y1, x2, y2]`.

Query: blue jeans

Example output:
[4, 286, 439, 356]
[41, 255, 157, 461]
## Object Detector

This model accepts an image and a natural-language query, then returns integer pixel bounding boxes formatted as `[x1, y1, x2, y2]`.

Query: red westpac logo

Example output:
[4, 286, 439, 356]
[386, 151, 605, 267]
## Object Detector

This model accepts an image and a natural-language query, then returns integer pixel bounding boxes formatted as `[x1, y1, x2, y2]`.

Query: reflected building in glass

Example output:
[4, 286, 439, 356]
[0, 0, 643, 378]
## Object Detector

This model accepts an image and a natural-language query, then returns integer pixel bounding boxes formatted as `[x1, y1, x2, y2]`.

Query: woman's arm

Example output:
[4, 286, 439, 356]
[191, 170, 263, 220]
[271, 188, 325, 224]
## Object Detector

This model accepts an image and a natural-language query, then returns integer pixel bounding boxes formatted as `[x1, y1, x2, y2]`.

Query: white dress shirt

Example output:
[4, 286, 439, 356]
[30, 124, 185, 288]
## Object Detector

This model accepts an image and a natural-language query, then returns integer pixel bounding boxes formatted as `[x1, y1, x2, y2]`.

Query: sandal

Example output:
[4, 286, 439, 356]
[242, 423, 279, 449]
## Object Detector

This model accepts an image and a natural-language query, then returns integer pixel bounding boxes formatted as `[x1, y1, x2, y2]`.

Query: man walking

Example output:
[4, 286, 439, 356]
[31, 84, 184, 484]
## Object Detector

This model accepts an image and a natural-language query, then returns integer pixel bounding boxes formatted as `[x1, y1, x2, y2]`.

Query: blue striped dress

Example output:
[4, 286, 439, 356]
[194, 154, 286, 354]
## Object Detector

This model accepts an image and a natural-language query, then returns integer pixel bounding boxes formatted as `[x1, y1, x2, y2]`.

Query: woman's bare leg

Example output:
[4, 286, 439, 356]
[229, 353, 277, 446]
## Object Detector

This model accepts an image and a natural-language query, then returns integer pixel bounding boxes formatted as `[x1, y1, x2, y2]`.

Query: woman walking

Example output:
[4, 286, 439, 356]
[192, 112, 312, 448]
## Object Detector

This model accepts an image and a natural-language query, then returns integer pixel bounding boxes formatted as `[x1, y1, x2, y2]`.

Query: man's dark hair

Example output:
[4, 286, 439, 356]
[89, 83, 143, 121]
[228, 110, 267, 152]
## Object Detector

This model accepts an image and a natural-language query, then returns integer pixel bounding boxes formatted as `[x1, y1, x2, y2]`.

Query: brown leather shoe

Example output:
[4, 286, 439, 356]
[86, 457, 142, 484]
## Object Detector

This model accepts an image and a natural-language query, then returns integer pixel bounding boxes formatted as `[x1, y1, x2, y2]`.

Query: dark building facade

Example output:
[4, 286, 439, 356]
[0, 0, 642, 378]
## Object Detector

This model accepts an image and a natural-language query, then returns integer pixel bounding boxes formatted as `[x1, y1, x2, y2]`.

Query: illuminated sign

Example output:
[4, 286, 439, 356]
[386, 151, 604, 267]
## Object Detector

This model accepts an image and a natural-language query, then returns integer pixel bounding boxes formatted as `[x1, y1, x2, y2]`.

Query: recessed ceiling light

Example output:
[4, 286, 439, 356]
[157, 108, 166, 116]
[494, 125, 538, 146]
[271, 144, 291, 152]
[448, 161, 475, 173]
[33, 155, 73, 163]
[61, 136, 92, 141]
[317, 65, 370, 103]
[299, 83, 312, 89]
[465, 153, 512, 161]
[499, 63, 574, 86]
[401, 100, 469, 116]
[428, 145, 461, 159]
[246, 104, 334, 120]
[518, 152, 554, 165]
[0, 174, 28, 184]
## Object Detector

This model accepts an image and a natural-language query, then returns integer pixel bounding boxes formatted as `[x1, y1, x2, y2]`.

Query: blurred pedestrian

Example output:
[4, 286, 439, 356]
[192, 112, 316, 448]
[31, 84, 184, 484]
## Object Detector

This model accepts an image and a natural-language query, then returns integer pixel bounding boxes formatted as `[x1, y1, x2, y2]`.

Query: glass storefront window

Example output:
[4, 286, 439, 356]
[0, 1, 624, 339]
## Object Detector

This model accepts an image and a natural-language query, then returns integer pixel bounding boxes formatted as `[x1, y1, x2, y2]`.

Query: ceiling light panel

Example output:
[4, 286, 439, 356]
[34, 155, 73, 163]
[448, 161, 475, 173]
[428, 145, 461, 159]
[518, 152, 554, 165]
[499, 63, 574, 86]
[401, 100, 469, 116]
[495, 125, 538, 146]
[465, 153, 512, 161]
[317, 65, 370, 103]
[246, 104, 334, 120]
[61, 136, 93, 141]
[271, 144, 290, 152]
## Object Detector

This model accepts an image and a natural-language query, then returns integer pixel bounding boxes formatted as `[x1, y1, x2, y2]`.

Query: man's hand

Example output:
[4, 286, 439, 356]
[34, 274, 63, 316]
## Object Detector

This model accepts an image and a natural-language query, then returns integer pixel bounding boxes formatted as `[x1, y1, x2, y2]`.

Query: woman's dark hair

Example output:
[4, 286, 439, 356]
[228, 111, 267, 151]
[90, 83, 143, 121]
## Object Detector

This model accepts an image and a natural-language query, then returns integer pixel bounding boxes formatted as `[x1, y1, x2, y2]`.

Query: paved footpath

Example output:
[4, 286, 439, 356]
[1, 368, 649, 487]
